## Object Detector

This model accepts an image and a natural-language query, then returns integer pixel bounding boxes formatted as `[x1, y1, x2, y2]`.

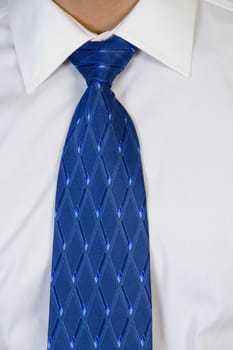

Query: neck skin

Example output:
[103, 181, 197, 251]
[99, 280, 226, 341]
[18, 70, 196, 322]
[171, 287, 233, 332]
[53, 0, 139, 34]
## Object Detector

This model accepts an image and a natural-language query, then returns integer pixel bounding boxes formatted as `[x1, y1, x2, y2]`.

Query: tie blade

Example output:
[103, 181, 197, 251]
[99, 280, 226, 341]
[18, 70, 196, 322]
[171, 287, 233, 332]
[48, 36, 152, 350]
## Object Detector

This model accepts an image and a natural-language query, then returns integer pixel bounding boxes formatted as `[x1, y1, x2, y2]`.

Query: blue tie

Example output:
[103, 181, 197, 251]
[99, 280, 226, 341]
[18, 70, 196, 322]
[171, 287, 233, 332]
[47, 35, 153, 350]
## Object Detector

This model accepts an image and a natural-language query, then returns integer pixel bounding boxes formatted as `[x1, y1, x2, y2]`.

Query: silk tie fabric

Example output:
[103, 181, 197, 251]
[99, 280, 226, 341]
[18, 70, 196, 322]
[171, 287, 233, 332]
[47, 35, 152, 350]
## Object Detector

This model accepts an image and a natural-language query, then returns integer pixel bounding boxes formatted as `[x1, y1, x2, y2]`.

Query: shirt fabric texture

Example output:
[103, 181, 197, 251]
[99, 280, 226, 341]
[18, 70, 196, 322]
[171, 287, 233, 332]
[0, 0, 233, 349]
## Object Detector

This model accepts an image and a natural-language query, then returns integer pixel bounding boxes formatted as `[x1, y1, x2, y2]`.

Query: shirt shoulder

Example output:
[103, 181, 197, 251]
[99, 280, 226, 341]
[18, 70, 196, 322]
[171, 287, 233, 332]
[0, 7, 7, 19]
[0, 0, 8, 17]
[198, 0, 233, 63]
[0, 4, 11, 49]
[204, 0, 233, 11]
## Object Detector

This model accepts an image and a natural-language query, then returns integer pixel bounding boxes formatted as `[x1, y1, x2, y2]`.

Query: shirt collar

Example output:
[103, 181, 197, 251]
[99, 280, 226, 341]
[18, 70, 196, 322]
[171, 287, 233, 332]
[8, 0, 198, 94]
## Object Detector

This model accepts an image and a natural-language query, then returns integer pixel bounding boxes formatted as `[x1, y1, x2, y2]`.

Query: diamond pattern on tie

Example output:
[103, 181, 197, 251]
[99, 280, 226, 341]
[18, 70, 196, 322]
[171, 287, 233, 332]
[47, 35, 152, 350]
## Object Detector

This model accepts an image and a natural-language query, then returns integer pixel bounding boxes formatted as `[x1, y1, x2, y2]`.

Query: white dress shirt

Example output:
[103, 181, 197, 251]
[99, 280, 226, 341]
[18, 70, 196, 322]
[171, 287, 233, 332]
[0, 0, 233, 349]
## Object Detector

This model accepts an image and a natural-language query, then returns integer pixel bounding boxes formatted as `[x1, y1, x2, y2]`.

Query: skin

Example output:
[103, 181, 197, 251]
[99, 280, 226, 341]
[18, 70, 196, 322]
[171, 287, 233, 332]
[53, 0, 139, 34]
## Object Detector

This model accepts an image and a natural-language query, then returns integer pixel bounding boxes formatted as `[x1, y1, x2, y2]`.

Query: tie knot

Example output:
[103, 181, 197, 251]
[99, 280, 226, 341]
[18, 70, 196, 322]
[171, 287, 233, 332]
[68, 35, 137, 87]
